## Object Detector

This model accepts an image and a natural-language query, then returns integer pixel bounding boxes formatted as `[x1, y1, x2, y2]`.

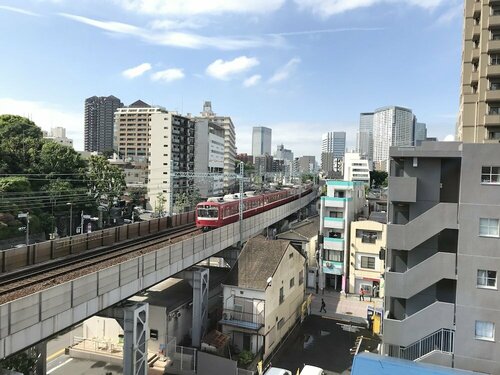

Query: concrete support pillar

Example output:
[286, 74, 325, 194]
[123, 302, 149, 375]
[192, 267, 209, 348]
[35, 341, 47, 375]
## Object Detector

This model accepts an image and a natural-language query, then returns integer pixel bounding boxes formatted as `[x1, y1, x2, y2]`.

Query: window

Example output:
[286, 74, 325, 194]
[491, 54, 500, 65]
[277, 318, 285, 330]
[361, 256, 376, 270]
[481, 166, 500, 184]
[491, 80, 500, 91]
[475, 321, 495, 341]
[493, 30, 500, 41]
[493, 4, 500, 16]
[290, 277, 295, 288]
[480, 218, 499, 237]
[489, 103, 500, 114]
[279, 287, 284, 305]
[357, 230, 379, 244]
[477, 270, 497, 289]
[299, 270, 304, 286]
[325, 250, 343, 262]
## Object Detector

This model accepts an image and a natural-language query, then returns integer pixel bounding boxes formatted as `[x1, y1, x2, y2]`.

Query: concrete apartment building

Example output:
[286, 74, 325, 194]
[220, 236, 305, 360]
[252, 126, 272, 158]
[148, 112, 195, 215]
[114, 100, 166, 163]
[296, 156, 316, 174]
[319, 180, 366, 292]
[84, 95, 123, 153]
[343, 152, 371, 185]
[458, 1, 500, 143]
[373, 106, 414, 171]
[349, 219, 386, 298]
[197, 102, 236, 191]
[358, 112, 374, 164]
[193, 118, 225, 198]
[383, 141, 500, 374]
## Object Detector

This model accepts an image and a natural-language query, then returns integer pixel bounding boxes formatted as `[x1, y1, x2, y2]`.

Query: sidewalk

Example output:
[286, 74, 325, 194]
[308, 289, 383, 325]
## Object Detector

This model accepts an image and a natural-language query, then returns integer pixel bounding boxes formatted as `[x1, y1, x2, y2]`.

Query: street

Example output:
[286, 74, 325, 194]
[267, 315, 380, 375]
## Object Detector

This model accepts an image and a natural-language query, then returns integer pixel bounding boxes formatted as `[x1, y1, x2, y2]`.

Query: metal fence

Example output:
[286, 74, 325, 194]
[389, 328, 455, 361]
[171, 345, 197, 373]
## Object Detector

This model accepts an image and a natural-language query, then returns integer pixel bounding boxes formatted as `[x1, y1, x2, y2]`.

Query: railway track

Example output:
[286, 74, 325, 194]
[0, 223, 199, 303]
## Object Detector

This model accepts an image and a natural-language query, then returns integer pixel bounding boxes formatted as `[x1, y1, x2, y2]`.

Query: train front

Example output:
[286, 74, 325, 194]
[195, 202, 221, 230]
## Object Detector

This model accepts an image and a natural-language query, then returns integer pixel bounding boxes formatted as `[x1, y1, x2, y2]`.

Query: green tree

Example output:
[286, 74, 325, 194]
[370, 170, 388, 188]
[38, 141, 86, 179]
[173, 192, 191, 214]
[155, 192, 167, 216]
[0, 177, 31, 193]
[87, 156, 126, 209]
[0, 115, 44, 174]
[0, 349, 37, 375]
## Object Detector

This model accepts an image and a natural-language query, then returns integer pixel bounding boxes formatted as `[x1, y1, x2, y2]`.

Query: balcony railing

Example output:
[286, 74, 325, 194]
[220, 309, 264, 331]
[388, 328, 454, 362]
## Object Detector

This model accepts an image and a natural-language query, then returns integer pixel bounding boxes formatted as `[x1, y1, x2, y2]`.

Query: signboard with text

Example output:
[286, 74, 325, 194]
[322, 260, 343, 275]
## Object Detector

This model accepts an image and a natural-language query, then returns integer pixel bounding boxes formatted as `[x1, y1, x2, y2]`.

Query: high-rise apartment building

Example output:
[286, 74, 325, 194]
[274, 144, 294, 178]
[372, 106, 414, 171]
[114, 100, 166, 163]
[458, 1, 500, 143]
[198, 101, 236, 191]
[383, 141, 500, 374]
[84, 95, 123, 153]
[357, 113, 374, 162]
[43, 126, 73, 148]
[147, 112, 195, 215]
[343, 152, 370, 185]
[252, 126, 272, 157]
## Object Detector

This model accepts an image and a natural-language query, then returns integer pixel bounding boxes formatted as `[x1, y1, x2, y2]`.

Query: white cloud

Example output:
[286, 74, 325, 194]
[0, 98, 84, 150]
[206, 56, 260, 80]
[0, 5, 40, 16]
[294, 0, 447, 17]
[268, 57, 301, 84]
[151, 68, 185, 83]
[435, 3, 462, 25]
[122, 62, 152, 79]
[443, 134, 455, 142]
[59, 13, 283, 50]
[149, 18, 205, 30]
[243, 74, 262, 87]
[114, 0, 285, 16]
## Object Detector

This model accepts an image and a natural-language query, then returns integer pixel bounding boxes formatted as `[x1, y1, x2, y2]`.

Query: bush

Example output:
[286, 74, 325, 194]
[238, 350, 254, 366]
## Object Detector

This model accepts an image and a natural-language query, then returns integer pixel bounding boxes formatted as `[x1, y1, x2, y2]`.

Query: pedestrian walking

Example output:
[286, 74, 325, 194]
[320, 298, 327, 313]
[359, 287, 365, 301]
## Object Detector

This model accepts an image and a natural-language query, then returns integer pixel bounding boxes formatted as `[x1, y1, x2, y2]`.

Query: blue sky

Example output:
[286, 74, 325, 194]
[0, 0, 463, 158]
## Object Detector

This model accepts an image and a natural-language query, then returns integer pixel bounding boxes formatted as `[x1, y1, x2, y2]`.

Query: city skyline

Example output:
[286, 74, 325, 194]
[0, 0, 463, 158]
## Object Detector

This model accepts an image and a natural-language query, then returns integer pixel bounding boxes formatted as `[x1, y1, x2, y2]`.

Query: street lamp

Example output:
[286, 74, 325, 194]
[66, 202, 73, 237]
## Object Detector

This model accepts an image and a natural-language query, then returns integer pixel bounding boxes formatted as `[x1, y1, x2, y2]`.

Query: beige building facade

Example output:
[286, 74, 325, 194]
[458, 0, 500, 143]
[349, 220, 386, 298]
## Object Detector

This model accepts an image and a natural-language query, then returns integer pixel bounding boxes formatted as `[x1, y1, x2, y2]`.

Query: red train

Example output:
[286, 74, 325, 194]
[195, 184, 313, 230]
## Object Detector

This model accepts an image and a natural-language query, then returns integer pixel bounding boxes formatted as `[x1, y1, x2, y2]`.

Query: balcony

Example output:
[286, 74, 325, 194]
[485, 89, 500, 101]
[489, 39, 500, 52]
[462, 92, 478, 104]
[387, 203, 458, 250]
[470, 71, 479, 83]
[388, 177, 417, 203]
[471, 47, 480, 61]
[385, 252, 456, 299]
[323, 237, 344, 251]
[484, 114, 500, 126]
[219, 309, 264, 332]
[384, 302, 455, 347]
[487, 64, 500, 76]
[324, 217, 344, 230]
[322, 197, 349, 208]
[489, 15, 500, 28]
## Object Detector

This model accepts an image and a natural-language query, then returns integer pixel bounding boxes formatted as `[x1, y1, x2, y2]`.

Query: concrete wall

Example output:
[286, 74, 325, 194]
[0, 192, 316, 359]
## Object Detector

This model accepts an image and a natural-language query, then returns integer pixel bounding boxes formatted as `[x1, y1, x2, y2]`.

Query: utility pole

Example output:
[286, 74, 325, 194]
[67, 202, 73, 236]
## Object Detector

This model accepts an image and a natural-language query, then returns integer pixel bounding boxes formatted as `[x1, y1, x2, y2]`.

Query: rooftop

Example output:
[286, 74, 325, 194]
[277, 216, 319, 242]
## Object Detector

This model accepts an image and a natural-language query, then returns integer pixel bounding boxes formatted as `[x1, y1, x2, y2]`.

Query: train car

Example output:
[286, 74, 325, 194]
[196, 184, 313, 230]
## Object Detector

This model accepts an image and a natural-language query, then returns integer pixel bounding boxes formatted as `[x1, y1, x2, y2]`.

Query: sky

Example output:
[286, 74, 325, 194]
[0, 0, 463, 160]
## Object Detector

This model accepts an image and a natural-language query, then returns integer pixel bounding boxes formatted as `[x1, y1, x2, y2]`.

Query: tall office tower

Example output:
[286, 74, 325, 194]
[357, 113, 374, 162]
[198, 101, 236, 191]
[193, 118, 225, 198]
[383, 141, 500, 374]
[372, 106, 414, 171]
[252, 126, 272, 157]
[148, 112, 195, 215]
[414, 122, 428, 146]
[84, 95, 123, 152]
[297, 156, 316, 174]
[458, 1, 500, 142]
[114, 100, 166, 163]
[321, 132, 346, 173]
